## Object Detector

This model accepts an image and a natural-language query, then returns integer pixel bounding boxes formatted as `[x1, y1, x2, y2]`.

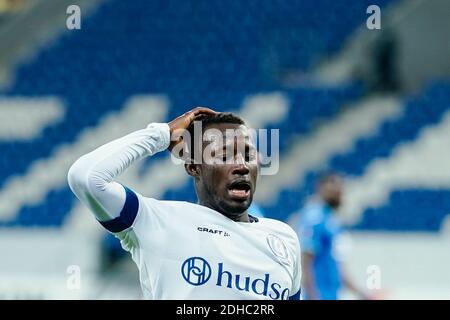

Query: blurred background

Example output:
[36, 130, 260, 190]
[0, 0, 449, 299]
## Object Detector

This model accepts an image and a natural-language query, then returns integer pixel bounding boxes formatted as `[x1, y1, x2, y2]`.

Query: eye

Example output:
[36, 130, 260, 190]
[221, 151, 233, 163]
[244, 146, 256, 162]
[246, 153, 255, 162]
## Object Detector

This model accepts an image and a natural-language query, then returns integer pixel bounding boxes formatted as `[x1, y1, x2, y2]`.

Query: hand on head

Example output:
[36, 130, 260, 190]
[168, 107, 218, 152]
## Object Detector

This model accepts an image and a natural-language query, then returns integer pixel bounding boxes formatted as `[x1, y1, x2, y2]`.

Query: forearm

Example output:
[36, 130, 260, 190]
[302, 269, 319, 299]
[301, 253, 319, 299]
[67, 122, 170, 221]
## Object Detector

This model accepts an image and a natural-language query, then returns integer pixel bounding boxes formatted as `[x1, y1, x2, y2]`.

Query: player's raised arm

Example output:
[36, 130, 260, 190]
[67, 107, 217, 232]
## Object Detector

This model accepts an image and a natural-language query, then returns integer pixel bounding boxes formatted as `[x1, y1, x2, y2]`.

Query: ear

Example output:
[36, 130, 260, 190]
[184, 163, 201, 177]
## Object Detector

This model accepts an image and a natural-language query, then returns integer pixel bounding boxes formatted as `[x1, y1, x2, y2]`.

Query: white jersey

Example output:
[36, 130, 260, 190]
[68, 122, 301, 300]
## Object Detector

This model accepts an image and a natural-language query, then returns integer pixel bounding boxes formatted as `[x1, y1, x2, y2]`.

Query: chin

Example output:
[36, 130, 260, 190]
[220, 200, 251, 215]
[329, 201, 341, 210]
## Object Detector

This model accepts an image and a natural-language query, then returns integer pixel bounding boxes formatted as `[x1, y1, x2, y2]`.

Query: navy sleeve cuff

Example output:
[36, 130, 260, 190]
[98, 186, 139, 233]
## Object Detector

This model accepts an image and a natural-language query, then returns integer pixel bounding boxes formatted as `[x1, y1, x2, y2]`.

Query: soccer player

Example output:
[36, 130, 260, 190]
[297, 173, 371, 300]
[68, 107, 301, 300]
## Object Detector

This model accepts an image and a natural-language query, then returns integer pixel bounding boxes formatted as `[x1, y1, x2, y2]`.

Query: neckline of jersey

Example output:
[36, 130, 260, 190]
[195, 202, 260, 224]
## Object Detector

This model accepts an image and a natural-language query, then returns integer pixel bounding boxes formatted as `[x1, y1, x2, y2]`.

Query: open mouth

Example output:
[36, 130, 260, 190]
[227, 180, 251, 201]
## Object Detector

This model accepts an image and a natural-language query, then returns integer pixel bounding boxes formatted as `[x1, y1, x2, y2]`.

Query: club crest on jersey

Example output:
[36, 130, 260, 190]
[181, 257, 212, 286]
[266, 234, 290, 264]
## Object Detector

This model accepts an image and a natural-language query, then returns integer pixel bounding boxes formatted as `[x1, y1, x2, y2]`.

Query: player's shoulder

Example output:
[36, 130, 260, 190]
[133, 196, 205, 228]
[138, 196, 197, 211]
[137, 196, 218, 218]
[258, 217, 299, 244]
[300, 201, 326, 225]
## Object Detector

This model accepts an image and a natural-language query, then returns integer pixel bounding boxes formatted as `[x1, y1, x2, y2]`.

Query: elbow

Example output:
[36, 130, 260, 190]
[68, 155, 109, 198]
[67, 156, 89, 194]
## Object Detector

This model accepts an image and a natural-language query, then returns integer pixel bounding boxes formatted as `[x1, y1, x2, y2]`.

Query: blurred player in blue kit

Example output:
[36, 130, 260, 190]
[297, 173, 372, 300]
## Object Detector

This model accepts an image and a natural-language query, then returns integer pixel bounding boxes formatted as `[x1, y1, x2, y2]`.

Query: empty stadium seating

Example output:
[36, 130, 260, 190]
[1, 0, 379, 227]
[3, 0, 449, 235]
[264, 81, 450, 230]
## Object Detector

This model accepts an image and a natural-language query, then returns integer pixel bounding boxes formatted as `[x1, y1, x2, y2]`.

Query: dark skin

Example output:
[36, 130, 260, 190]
[318, 176, 343, 210]
[168, 107, 258, 223]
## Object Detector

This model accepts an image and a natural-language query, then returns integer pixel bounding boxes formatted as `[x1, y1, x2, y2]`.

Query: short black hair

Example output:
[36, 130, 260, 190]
[185, 112, 246, 161]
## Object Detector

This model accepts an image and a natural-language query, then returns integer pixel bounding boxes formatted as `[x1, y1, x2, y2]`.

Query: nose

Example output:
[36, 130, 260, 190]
[232, 164, 249, 176]
[232, 153, 249, 175]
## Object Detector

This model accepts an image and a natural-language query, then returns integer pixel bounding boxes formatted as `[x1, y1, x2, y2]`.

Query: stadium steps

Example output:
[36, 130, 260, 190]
[264, 82, 450, 231]
[257, 94, 402, 220]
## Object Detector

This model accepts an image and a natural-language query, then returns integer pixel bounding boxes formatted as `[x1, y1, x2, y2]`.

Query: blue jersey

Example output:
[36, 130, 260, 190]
[297, 200, 343, 300]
